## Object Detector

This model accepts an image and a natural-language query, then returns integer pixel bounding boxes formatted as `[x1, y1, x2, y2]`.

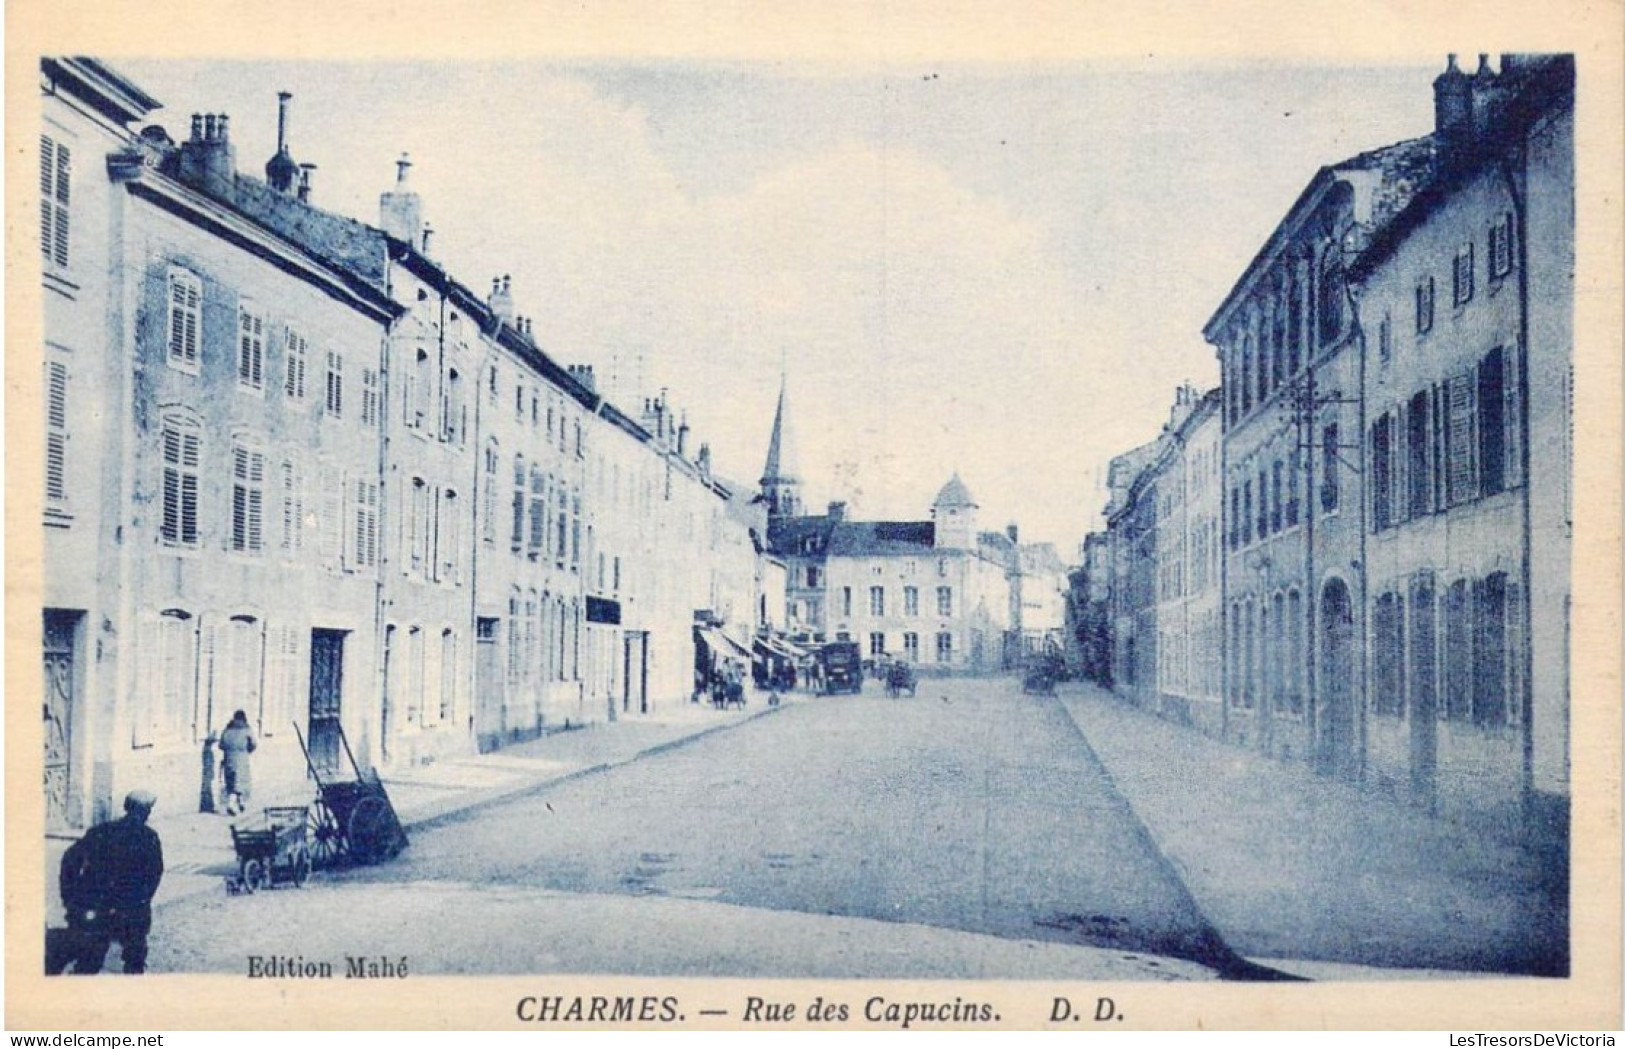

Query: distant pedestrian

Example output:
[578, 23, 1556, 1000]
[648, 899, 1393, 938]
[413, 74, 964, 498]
[217, 710, 257, 816]
[55, 790, 164, 975]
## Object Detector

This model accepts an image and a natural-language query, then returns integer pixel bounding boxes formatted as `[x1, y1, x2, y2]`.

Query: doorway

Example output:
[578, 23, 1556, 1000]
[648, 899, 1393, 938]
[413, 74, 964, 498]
[475, 617, 502, 752]
[44, 609, 81, 830]
[308, 629, 346, 776]
[1318, 578, 1358, 778]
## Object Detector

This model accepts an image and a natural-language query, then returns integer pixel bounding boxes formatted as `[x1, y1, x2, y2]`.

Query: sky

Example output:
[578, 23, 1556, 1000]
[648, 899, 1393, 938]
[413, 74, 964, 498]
[116, 56, 1439, 554]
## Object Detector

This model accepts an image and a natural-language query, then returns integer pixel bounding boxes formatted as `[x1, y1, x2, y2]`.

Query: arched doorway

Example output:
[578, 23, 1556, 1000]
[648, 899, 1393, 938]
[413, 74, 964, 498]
[1318, 578, 1357, 778]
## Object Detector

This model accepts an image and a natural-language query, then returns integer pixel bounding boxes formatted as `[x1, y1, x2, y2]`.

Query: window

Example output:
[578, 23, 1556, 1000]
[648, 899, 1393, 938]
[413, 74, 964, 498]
[408, 478, 430, 574]
[935, 632, 953, 664]
[1285, 589, 1304, 714]
[806, 566, 820, 588]
[570, 494, 582, 571]
[1286, 273, 1302, 375]
[1372, 591, 1404, 716]
[231, 442, 267, 553]
[160, 415, 202, 546]
[41, 135, 70, 269]
[511, 456, 526, 551]
[1320, 424, 1340, 511]
[904, 586, 919, 616]
[1241, 480, 1253, 544]
[936, 586, 953, 617]
[280, 459, 303, 554]
[45, 360, 68, 505]
[351, 478, 380, 569]
[1415, 276, 1435, 335]
[1443, 579, 1472, 720]
[903, 632, 919, 662]
[1318, 259, 1343, 345]
[166, 269, 202, 371]
[440, 629, 457, 723]
[515, 382, 526, 420]
[1472, 573, 1509, 726]
[1444, 372, 1478, 507]
[236, 309, 266, 391]
[1285, 448, 1301, 527]
[841, 586, 852, 618]
[1407, 390, 1433, 518]
[1489, 213, 1515, 279]
[1478, 347, 1509, 496]
[361, 367, 380, 427]
[284, 330, 309, 402]
[528, 467, 545, 558]
[1453, 241, 1475, 306]
[869, 586, 885, 617]
[1377, 311, 1393, 366]
[1371, 412, 1395, 532]
[443, 367, 464, 444]
[1409, 575, 1438, 727]
[324, 351, 344, 416]
[869, 632, 886, 657]
[483, 444, 499, 543]
[409, 349, 431, 430]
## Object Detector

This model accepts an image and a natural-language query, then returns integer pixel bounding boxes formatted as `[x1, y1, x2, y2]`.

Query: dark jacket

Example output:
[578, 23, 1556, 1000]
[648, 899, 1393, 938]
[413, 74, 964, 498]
[60, 815, 164, 912]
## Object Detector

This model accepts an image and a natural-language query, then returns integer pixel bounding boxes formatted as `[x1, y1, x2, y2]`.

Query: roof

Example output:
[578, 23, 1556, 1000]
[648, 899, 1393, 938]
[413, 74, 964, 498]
[43, 57, 162, 126]
[760, 376, 799, 485]
[767, 514, 839, 558]
[933, 472, 977, 509]
[1203, 134, 1437, 339]
[827, 520, 935, 557]
[1350, 55, 1573, 281]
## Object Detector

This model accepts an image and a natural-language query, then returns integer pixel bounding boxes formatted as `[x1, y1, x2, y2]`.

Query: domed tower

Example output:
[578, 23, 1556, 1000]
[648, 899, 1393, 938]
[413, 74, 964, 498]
[931, 472, 978, 551]
[760, 375, 803, 526]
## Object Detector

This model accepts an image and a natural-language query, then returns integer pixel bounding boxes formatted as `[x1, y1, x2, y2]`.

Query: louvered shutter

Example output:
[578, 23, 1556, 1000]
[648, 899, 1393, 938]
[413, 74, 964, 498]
[46, 361, 68, 502]
[1445, 373, 1478, 506]
[40, 136, 69, 268]
[1503, 344, 1523, 489]
[133, 618, 159, 747]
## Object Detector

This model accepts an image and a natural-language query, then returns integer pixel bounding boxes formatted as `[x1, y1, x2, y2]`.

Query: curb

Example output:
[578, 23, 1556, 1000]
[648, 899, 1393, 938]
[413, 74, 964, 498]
[1047, 688, 1303, 982]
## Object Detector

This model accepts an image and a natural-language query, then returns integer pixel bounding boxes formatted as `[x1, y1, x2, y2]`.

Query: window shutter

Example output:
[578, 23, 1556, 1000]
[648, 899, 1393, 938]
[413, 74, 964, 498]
[1445, 373, 1478, 506]
[46, 361, 68, 503]
[40, 137, 70, 268]
[320, 466, 342, 567]
[1506, 581, 1525, 726]
[1503, 344, 1523, 489]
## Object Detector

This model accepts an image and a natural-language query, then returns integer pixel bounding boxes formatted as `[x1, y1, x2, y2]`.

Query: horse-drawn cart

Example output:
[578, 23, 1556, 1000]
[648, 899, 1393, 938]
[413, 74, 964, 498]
[295, 724, 409, 868]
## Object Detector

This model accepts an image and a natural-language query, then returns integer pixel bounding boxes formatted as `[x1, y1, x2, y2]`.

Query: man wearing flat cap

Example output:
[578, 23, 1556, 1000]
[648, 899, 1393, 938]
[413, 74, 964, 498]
[55, 790, 165, 974]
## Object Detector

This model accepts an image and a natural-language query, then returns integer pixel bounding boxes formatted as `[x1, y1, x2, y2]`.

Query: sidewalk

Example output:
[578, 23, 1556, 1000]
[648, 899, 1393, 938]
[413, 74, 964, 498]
[1053, 682, 1567, 978]
[45, 692, 794, 921]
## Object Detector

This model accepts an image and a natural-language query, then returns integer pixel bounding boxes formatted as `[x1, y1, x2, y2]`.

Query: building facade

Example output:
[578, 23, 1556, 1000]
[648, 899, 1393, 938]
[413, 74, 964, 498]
[39, 58, 760, 827]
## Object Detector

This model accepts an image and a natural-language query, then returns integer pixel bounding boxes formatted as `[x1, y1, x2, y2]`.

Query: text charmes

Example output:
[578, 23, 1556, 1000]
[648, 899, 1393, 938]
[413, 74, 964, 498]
[246, 955, 408, 978]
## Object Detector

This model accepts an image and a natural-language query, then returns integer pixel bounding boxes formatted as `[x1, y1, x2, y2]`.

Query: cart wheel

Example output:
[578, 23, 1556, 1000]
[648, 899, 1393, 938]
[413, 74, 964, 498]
[347, 796, 397, 865]
[241, 858, 270, 893]
[290, 846, 312, 888]
[306, 801, 343, 869]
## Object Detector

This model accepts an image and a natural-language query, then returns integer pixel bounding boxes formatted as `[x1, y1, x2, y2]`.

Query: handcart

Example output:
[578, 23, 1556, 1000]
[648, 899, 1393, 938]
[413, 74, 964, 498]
[294, 723, 409, 868]
[227, 806, 312, 893]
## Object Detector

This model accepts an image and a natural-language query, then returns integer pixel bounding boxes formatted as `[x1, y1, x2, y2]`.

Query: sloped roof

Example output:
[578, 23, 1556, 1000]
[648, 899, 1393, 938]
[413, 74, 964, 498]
[767, 514, 839, 558]
[827, 520, 935, 557]
[933, 472, 976, 509]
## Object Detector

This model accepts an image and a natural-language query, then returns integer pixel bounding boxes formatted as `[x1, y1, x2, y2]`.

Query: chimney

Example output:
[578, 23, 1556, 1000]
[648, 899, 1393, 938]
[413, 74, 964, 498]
[827, 501, 846, 521]
[1470, 54, 1501, 141]
[1007, 523, 1019, 544]
[697, 443, 712, 477]
[490, 274, 515, 325]
[677, 412, 690, 456]
[421, 222, 434, 256]
[179, 111, 238, 201]
[265, 92, 299, 194]
[297, 162, 317, 203]
[380, 152, 424, 244]
[1433, 54, 1474, 164]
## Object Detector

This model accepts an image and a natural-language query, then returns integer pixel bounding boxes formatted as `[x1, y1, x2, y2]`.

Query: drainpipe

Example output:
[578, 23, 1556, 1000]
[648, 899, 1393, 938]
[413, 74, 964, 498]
[1496, 134, 1536, 830]
[1344, 239, 1371, 785]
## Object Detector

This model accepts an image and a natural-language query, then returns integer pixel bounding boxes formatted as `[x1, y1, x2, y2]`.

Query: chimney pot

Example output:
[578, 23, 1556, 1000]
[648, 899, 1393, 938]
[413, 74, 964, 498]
[1476, 53, 1492, 76]
[190, 113, 204, 141]
[395, 153, 412, 184]
[421, 223, 434, 254]
[217, 114, 230, 142]
[204, 114, 218, 140]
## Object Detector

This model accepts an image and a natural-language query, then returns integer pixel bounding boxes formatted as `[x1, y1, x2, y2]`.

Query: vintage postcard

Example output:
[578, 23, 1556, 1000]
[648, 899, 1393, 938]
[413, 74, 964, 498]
[7, 0, 1622, 1032]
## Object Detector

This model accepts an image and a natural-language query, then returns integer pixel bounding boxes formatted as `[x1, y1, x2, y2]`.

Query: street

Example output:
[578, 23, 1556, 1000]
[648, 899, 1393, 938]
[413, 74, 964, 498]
[147, 677, 1237, 979]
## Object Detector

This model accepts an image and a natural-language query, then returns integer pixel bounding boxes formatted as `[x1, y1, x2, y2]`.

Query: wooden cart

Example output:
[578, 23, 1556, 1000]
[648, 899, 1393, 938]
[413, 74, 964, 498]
[294, 723, 409, 868]
[227, 806, 312, 893]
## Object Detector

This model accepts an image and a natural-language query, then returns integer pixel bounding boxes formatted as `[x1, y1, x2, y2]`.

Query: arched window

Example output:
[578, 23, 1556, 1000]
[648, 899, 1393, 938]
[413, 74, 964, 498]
[1318, 257, 1344, 345]
[511, 455, 526, 551]
[483, 442, 499, 544]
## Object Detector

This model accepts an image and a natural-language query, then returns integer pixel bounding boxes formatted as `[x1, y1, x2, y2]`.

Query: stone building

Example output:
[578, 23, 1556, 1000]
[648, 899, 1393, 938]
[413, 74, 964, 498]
[1066, 532, 1113, 687]
[1349, 54, 1573, 838]
[38, 58, 760, 826]
[1105, 439, 1161, 706]
[1205, 125, 1435, 772]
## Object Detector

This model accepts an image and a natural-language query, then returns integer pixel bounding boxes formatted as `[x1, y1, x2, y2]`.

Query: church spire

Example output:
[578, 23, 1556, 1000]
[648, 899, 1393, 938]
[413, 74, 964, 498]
[760, 374, 803, 523]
